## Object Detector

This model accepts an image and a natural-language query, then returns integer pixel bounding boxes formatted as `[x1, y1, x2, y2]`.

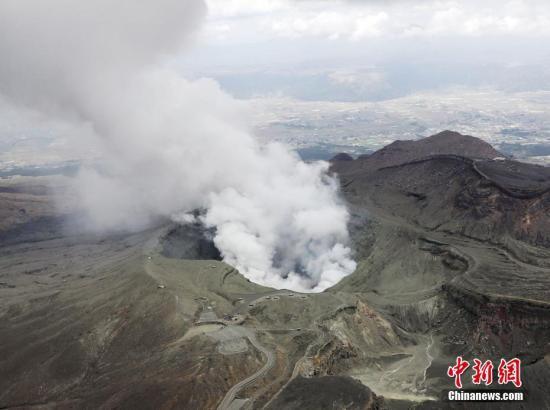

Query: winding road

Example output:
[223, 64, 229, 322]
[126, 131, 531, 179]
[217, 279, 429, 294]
[217, 330, 276, 410]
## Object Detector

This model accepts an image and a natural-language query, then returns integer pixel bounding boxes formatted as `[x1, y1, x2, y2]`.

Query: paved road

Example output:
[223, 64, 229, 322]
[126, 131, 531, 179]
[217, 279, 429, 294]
[217, 329, 276, 410]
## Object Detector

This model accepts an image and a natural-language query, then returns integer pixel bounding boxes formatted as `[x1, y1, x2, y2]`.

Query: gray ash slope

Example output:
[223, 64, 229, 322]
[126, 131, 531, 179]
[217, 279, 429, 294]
[332, 130, 502, 174]
[330, 130, 550, 409]
[265, 376, 383, 410]
[1, 131, 550, 409]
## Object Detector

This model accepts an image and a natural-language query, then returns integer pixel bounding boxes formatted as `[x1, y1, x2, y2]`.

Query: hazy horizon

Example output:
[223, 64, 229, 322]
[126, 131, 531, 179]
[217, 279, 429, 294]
[3, 0, 550, 168]
[182, 0, 550, 101]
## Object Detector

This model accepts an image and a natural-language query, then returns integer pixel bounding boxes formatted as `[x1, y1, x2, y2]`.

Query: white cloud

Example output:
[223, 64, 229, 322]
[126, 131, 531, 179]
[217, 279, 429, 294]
[203, 0, 550, 43]
[0, 0, 356, 293]
[207, 0, 288, 18]
[268, 10, 389, 39]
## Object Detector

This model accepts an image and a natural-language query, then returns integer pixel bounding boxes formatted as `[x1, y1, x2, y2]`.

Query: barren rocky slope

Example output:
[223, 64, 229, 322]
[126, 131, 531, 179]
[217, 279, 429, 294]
[331, 131, 550, 408]
[1, 132, 549, 409]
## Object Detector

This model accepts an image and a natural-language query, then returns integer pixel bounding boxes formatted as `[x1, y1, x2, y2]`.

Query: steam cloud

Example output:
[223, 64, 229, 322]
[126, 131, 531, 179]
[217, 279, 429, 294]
[0, 0, 356, 291]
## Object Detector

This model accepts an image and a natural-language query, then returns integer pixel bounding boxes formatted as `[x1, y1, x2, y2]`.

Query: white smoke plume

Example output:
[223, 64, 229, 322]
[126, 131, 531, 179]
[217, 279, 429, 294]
[0, 0, 356, 292]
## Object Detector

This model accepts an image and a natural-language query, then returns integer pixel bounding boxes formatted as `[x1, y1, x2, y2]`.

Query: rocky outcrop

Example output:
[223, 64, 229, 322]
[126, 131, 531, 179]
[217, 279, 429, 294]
[330, 130, 502, 175]
[330, 152, 354, 162]
[265, 376, 384, 410]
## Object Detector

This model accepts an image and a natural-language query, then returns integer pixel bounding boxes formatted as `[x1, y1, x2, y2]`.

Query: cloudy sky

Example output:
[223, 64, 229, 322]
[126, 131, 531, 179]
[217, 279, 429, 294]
[204, 0, 550, 41]
[181, 0, 550, 100]
[2, 0, 550, 167]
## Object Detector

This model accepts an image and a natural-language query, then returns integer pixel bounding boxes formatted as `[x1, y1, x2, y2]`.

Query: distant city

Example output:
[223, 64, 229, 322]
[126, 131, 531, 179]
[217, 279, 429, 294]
[251, 89, 550, 164]
[2, 88, 550, 173]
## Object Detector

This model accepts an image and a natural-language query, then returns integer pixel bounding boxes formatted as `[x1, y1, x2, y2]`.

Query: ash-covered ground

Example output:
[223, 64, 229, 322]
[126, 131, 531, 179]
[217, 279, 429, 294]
[1, 132, 549, 409]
